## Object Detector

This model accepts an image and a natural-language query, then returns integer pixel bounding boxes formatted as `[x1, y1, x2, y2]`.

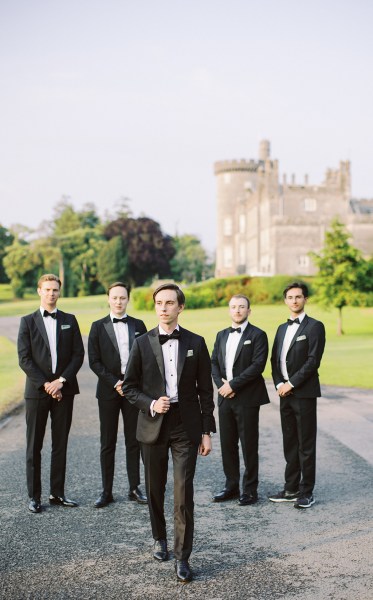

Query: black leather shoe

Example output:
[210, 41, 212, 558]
[175, 559, 192, 583]
[238, 493, 258, 506]
[153, 539, 169, 561]
[94, 493, 114, 508]
[212, 488, 240, 502]
[29, 498, 41, 513]
[128, 486, 148, 504]
[49, 495, 78, 507]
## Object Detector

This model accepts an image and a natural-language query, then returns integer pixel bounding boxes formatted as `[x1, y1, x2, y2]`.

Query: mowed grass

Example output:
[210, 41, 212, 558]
[1, 289, 372, 399]
[0, 336, 25, 417]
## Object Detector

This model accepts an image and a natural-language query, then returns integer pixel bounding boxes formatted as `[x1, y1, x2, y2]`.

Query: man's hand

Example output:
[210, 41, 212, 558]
[218, 378, 235, 399]
[44, 379, 63, 396]
[115, 381, 125, 397]
[278, 382, 293, 397]
[153, 396, 171, 414]
[198, 434, 212, 456]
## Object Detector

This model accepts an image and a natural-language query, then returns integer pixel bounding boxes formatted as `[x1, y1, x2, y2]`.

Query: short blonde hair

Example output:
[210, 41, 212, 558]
[37, 274, 62, 289]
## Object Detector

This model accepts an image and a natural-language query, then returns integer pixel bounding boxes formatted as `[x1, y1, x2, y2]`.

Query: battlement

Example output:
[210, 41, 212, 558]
[214, 159, 260, 175]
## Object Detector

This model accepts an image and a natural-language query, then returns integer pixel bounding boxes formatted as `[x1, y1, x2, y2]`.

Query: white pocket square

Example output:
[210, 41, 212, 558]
[187, 349, 194, 357]
[296, 335, 306, 341]
[61, 324, 71, 330]
[244, 340, 252, 345]
[135, 331, 141, 336]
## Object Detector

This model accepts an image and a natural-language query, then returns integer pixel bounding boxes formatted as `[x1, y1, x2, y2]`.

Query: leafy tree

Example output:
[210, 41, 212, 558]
[310, 219, 365, 335]
[0, 225, 14, 283]
[3, 240, 41, 298]
[97, 236, 129, 290]
[104, 216, 175, 286]
[170, 235, 212, 283]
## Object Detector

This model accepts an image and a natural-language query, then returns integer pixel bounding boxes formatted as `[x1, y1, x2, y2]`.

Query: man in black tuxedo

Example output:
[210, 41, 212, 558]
[269, 282, 325, 509]
[88, 282, 147, 508]
[17, 274, 84, 513]
[123, 283, 216, 583]
[211, 294, 270, 506]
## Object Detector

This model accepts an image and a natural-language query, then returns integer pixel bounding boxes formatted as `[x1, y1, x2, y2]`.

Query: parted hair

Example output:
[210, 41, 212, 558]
[107, 282, 131, 297]
[153, 283, 185, 306]
[37, 274, 62, 289]
[283, 282, 309, 298]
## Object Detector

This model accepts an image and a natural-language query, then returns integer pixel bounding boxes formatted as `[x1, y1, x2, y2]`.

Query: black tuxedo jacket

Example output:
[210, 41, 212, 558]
[88, 314, 147, 400]
[271, 315, 326, 398]
[211, 322, 270, 407]
[18, 309, 84, 399]
[122, 326, 216, 446]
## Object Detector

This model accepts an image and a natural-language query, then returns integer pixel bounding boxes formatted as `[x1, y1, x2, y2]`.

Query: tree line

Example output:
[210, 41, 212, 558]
[0, 198, 214, 298]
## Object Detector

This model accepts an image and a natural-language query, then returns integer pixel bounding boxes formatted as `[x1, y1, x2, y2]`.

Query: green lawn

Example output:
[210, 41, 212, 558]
[0, 294, 372, 418]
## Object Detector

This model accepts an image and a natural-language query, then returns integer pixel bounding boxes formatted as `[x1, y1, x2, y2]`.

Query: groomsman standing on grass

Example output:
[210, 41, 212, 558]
[269, 282, 325, 509]
[211, 294, 270, 506]
[17, 273, 84, 514]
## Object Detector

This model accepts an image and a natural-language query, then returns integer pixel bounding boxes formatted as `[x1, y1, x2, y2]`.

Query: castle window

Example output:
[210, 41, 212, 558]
[298, 255, 310, 267]
[224, 173, 231, 184]
[223, 245, 233, 268]
[239, 214, 246, 234]
[223, 217, 233, 236]
[239, 242, 246, 264]
[304, 197, 316, 212]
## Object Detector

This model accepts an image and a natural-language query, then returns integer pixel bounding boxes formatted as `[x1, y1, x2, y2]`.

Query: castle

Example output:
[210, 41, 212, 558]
[214, 140, 373, 278]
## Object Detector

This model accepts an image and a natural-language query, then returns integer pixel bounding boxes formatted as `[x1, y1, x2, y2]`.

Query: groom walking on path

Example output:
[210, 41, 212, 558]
[269, 282, 325, 509]
[123, 283, 215, 583]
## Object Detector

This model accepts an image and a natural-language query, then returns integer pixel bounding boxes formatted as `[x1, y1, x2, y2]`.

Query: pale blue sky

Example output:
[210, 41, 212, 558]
[1, 0, 372, 251]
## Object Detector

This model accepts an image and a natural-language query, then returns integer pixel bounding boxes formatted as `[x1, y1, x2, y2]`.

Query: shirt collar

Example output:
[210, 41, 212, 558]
[110, 312, 127, 321]
[288, 312, 306, 323]
[230, 320, 248, 333]
[40, 307, 57, 317]
[158, 324, 180, 335]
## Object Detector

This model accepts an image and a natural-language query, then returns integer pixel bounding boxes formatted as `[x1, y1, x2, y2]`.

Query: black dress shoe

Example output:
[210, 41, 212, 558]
[29, 498, 41, 513]
[49, 495, 78, 507]
[212, 488, 240, 502]
[94, 493, 114, 508]
[128, 486, 148, 504]
[238, 493, 258, 506]
[175, 559, 192, 583]
[153, 539, 169, 561]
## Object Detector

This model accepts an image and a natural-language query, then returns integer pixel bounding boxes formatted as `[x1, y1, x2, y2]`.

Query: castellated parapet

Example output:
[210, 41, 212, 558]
[214, 141, 373, 278]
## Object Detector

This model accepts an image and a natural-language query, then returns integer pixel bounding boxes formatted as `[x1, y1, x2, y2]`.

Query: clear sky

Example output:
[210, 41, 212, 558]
[1, 0, 372, 251]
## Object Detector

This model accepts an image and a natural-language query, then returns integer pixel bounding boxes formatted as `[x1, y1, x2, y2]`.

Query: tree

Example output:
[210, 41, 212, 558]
[0, 224, 14, 283]
[3, 240, 41, 298]
[97, 236, 129, 290]
[170, 235, 212, 283]
[104, 216, 175, 286]
[310, 219, 365, 335]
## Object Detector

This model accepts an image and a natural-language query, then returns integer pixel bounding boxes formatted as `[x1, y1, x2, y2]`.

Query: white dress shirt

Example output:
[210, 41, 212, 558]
[225, 321, 248, 381]
[279, 312, 306, 386]
[40, 307, 57, 374]
[111, 312, 129, 376]
[150, 325, 180, 416]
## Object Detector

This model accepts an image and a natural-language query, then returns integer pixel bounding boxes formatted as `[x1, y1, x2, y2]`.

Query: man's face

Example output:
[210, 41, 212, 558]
[229, 297, 251, 325]
[108, 286, 129, 317]
[284, 288, 307, 314]
[38, 280, 61, 310]
[154, 289, 184, 330]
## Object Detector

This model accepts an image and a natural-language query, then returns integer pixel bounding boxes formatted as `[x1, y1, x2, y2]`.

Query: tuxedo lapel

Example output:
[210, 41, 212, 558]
[33, 310, 50, 349]
[288, 315, 309, 353]
[177, 327, 189, 385]
[219, 329, 230, 369]
[127, 317, 136, 350]
[277, 323, 288, 361]
[148, 328, 165, 380]
[233, 323, 252, 364]
[103, 317, 120, 354]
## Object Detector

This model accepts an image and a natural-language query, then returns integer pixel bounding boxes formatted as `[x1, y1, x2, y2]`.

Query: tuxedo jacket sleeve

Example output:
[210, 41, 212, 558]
[18, 309, 84, 399]
[123, 326, 216, 445]
[271, 315, 326, 398]
[211, 323, 270, 407]
[88, 315, 147, 400]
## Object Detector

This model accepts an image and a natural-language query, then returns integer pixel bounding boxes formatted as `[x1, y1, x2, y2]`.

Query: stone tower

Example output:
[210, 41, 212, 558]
[214, 141, 372, 277]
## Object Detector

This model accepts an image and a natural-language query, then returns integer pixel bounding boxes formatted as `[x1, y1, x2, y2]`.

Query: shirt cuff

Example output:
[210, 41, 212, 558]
[114, 380, 123, 388]
[150, 400, 157, 417]
[276, 382, 284, 389]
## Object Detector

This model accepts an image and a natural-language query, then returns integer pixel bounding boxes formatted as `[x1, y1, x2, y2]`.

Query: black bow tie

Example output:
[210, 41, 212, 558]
[287, 318, 300, 326]
[159, 330, 180, 345]
[43, 310, 57, 319]
[229, 327, 241, 333]
[113, 317, 128, 324]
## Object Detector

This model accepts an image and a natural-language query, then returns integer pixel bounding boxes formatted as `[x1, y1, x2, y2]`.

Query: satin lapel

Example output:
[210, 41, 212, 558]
[103, 317, 120, 353]
[219, 329, 230, 368]
[277, 323, 288, 360]
[127, 317, 136, 350]
[56, 310, 63, 347]
[34, 310, 50, 348]
[148, 328, 165, 380]
[288, 315, 309, 352]
[177, 327, 189, 385]
[233, 324, 252, 364]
